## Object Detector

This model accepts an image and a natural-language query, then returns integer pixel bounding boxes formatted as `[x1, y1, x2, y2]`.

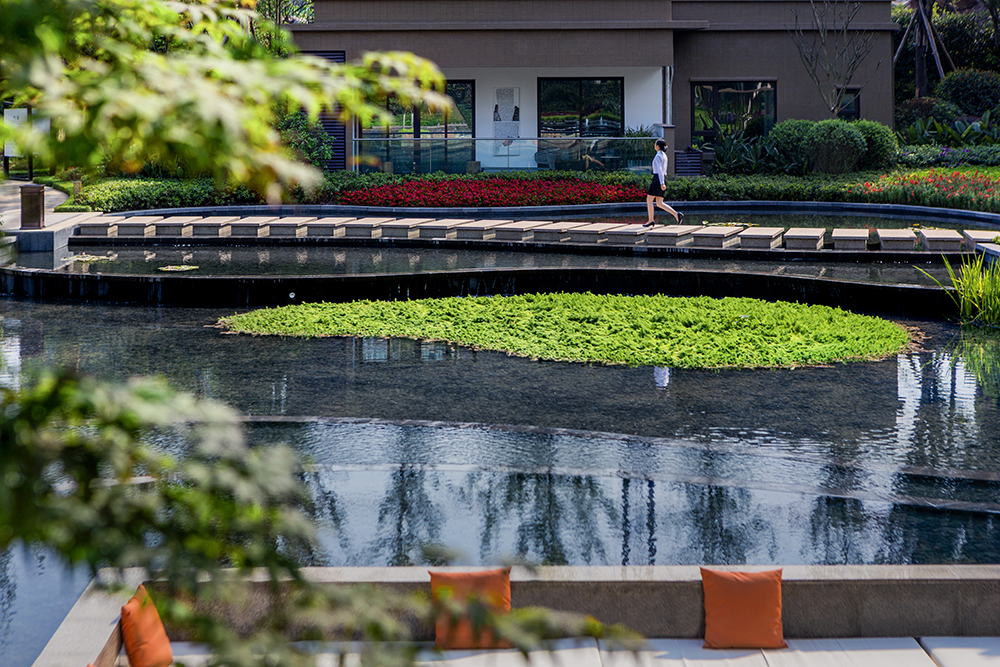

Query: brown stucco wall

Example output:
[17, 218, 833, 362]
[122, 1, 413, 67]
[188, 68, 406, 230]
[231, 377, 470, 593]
[293, 29, 674, 68]
[671, 30, 894, 149]
[296, 0, 895, 152]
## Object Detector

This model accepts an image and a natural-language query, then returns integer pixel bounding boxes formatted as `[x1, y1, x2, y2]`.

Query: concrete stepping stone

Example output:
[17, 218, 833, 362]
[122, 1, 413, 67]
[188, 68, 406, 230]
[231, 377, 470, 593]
[831, 228, 869, 251]
[605, 224, 649, 245]
[492, 220, 551, 241]
[644, 224, 704, 247]
[230, 216, 279, 238]
[76, 216, 125, 237]
[153, 216, 202, 237]
[738, 227, 784, 250]
[783, 227, 826, 250]
[451, 219, 508, 241]
[266, 217, 317, 238]
[190, 216, 239, 237]
[919, 228, 963, 252]
[877, 228, 917, 251]
[417, 219, 475, 239]
[306, 217, 356, 237]
[380, 218, 436, 239]
[116, 215, 164, 237]
[963, 229, 999, 251]
[568, 223, 623, 244]
[342, 217, 394, 239]
[692, 225, 744, 248]
[531, 221, 590, 243]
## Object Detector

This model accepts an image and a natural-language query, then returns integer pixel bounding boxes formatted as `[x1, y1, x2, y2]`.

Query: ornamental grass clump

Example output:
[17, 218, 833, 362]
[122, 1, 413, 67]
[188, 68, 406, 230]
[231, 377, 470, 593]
[219, 294, 909, 369]
[920, 253, 1000, 325]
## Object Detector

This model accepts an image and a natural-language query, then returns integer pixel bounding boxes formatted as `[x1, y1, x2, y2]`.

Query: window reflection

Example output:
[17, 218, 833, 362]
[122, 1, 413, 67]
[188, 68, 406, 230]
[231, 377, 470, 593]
[692, 81, 776, 145]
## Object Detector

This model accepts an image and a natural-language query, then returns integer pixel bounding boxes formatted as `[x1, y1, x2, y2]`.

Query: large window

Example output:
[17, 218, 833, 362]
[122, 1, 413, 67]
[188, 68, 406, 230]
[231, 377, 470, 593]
[692, 81, 776, 145]
[362, 81, 475, 138]
[538, 78, 624, 137]
[837, 89, 861, 121]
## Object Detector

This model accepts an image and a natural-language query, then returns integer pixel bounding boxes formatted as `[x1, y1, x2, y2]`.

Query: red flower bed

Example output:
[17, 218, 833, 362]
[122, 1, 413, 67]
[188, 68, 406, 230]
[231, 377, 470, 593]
[339, 178, 646, 207]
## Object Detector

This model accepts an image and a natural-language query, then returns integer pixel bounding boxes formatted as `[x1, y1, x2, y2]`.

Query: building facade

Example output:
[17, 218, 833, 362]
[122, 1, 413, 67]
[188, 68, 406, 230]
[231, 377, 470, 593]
[291, 0, 895, 173]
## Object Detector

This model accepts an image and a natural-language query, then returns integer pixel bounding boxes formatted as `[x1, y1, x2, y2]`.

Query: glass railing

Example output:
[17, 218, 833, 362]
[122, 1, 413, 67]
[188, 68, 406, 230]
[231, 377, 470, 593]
[353, 137, 658, 174]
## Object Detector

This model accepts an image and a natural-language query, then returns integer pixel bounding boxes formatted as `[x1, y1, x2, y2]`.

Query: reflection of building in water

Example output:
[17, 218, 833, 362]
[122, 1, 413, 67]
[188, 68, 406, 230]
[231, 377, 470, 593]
[653, 367, 670, 390]
[361, 337, 453, 364]
[0, 321, 20, 391]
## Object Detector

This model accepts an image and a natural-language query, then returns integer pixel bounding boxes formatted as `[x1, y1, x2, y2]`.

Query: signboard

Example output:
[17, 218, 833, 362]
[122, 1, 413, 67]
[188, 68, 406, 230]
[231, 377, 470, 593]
[2, 110, 50, 158]
[3, 108, 27, 158]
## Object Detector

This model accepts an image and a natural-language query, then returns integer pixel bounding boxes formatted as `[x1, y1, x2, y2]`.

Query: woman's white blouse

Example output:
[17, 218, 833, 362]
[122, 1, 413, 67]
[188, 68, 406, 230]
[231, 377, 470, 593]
[652, 151, 668, 186]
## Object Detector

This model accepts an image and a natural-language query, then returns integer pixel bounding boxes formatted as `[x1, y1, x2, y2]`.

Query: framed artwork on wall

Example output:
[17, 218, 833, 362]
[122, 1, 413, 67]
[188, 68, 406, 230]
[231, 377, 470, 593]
[493, 87, 520, 155]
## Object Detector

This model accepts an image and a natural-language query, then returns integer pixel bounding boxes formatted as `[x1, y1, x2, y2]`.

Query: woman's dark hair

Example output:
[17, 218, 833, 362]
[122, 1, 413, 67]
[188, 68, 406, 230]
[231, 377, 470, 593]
[655, 139, 667, 150]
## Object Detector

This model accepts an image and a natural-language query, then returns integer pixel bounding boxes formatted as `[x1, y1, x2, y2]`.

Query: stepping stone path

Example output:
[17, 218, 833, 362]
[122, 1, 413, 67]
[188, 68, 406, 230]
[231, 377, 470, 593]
[68, 215, 995, 256]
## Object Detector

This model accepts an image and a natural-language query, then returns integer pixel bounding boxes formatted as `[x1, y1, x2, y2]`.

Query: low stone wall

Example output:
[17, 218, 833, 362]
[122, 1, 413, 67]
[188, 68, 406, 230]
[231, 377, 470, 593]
[32, 565, 1000, 667]
[0, 265, 956, 316]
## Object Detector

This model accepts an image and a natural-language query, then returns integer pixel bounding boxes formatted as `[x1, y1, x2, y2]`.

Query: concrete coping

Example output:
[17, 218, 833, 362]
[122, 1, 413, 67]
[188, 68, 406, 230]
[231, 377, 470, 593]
[738, 227, 784, 239]
[919, 229, 963, 240]
[877, 229, 918, 240]
[645, 224, 704, 237]
[692, 225, 743, 238]
[831, 229, 870, 239]
[308, 217, 357, 226]
[466, 219, 514, 228]
[191, 216, 239, 226]
[605, 224, 649, 235]
[118, 216, 164, 226]
[783, 227, 826, 240]
[343, 217, 394, 228]
[382, 218, 435, 229]
[531, 221, 590, 232]
[416, 219, 474, 230]
[268, 217, 318, 226]
[570, 223, 623, 233]
[231, 216, 279, 225]
[492, 220, 552, 231]
[965, 229, 1000, 241]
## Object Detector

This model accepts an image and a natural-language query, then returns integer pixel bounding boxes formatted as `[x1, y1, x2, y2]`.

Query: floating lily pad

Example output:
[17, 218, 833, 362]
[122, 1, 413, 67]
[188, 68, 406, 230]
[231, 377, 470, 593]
[158, 265, 199, 272]
[66, 254, 114, 263]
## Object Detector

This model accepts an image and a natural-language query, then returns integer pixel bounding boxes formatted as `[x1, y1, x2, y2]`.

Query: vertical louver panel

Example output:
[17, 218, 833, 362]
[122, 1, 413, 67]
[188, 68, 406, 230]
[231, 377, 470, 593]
[303, 51, 347, 171]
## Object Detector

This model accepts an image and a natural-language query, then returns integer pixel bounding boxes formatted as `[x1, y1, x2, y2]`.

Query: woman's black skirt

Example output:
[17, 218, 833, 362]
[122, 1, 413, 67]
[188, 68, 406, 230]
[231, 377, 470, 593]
[647, 176, 664, 196]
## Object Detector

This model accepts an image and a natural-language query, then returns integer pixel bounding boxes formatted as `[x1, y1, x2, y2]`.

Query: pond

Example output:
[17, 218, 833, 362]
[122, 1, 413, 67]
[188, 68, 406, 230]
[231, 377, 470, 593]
[2, 268, 1000, 664]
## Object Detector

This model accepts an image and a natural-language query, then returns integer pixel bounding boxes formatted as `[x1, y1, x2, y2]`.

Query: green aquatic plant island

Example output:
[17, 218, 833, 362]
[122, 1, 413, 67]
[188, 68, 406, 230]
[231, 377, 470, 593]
[220, 294, 909, 368]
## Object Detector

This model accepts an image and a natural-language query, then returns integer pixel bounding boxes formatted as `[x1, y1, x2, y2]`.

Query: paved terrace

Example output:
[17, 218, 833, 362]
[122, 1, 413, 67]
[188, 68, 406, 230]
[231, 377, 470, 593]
[34, 565, 1000, 667]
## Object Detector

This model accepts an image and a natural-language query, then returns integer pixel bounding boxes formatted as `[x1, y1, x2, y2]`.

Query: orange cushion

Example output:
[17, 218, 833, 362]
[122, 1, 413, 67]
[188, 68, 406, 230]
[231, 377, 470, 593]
[430, 567, 512, 650]
[701, 567, 787, 649]
[120, 584, 173, 667]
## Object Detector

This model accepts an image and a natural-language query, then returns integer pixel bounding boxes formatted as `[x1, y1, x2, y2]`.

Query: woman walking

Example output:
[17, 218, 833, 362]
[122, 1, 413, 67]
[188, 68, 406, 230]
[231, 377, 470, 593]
[643, 139, 683, 227]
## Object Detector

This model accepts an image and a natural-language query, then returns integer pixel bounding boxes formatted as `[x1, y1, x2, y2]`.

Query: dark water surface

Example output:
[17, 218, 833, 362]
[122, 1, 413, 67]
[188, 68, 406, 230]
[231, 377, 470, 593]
[3, 295, 1000, 664]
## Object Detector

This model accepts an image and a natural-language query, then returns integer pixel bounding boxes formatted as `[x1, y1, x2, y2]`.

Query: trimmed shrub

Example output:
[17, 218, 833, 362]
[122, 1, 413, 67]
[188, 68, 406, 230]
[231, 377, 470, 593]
[804, 120, 866, 174]
[895, 97, 963, 128]
[897, 144, 1000, 167]
[768, 119, 815, 166]
[853, 120, 898, 170]
[79, 178, 260, 212]
[936, 69, 1000, 116]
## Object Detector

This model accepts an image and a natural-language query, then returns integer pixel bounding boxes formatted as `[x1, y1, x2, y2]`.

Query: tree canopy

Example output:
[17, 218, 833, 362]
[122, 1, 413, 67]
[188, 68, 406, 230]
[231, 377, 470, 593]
[0, 0, 450, 201]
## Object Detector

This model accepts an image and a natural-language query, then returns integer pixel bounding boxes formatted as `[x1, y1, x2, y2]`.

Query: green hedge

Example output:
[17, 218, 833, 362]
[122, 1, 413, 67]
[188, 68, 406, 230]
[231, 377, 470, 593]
[79, 178, 261, 212]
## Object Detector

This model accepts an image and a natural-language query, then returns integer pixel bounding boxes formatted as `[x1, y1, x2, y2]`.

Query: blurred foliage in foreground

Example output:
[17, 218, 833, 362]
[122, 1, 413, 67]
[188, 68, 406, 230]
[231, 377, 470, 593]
[0, 0, 451, 202]
[0, 371, 637, 666]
